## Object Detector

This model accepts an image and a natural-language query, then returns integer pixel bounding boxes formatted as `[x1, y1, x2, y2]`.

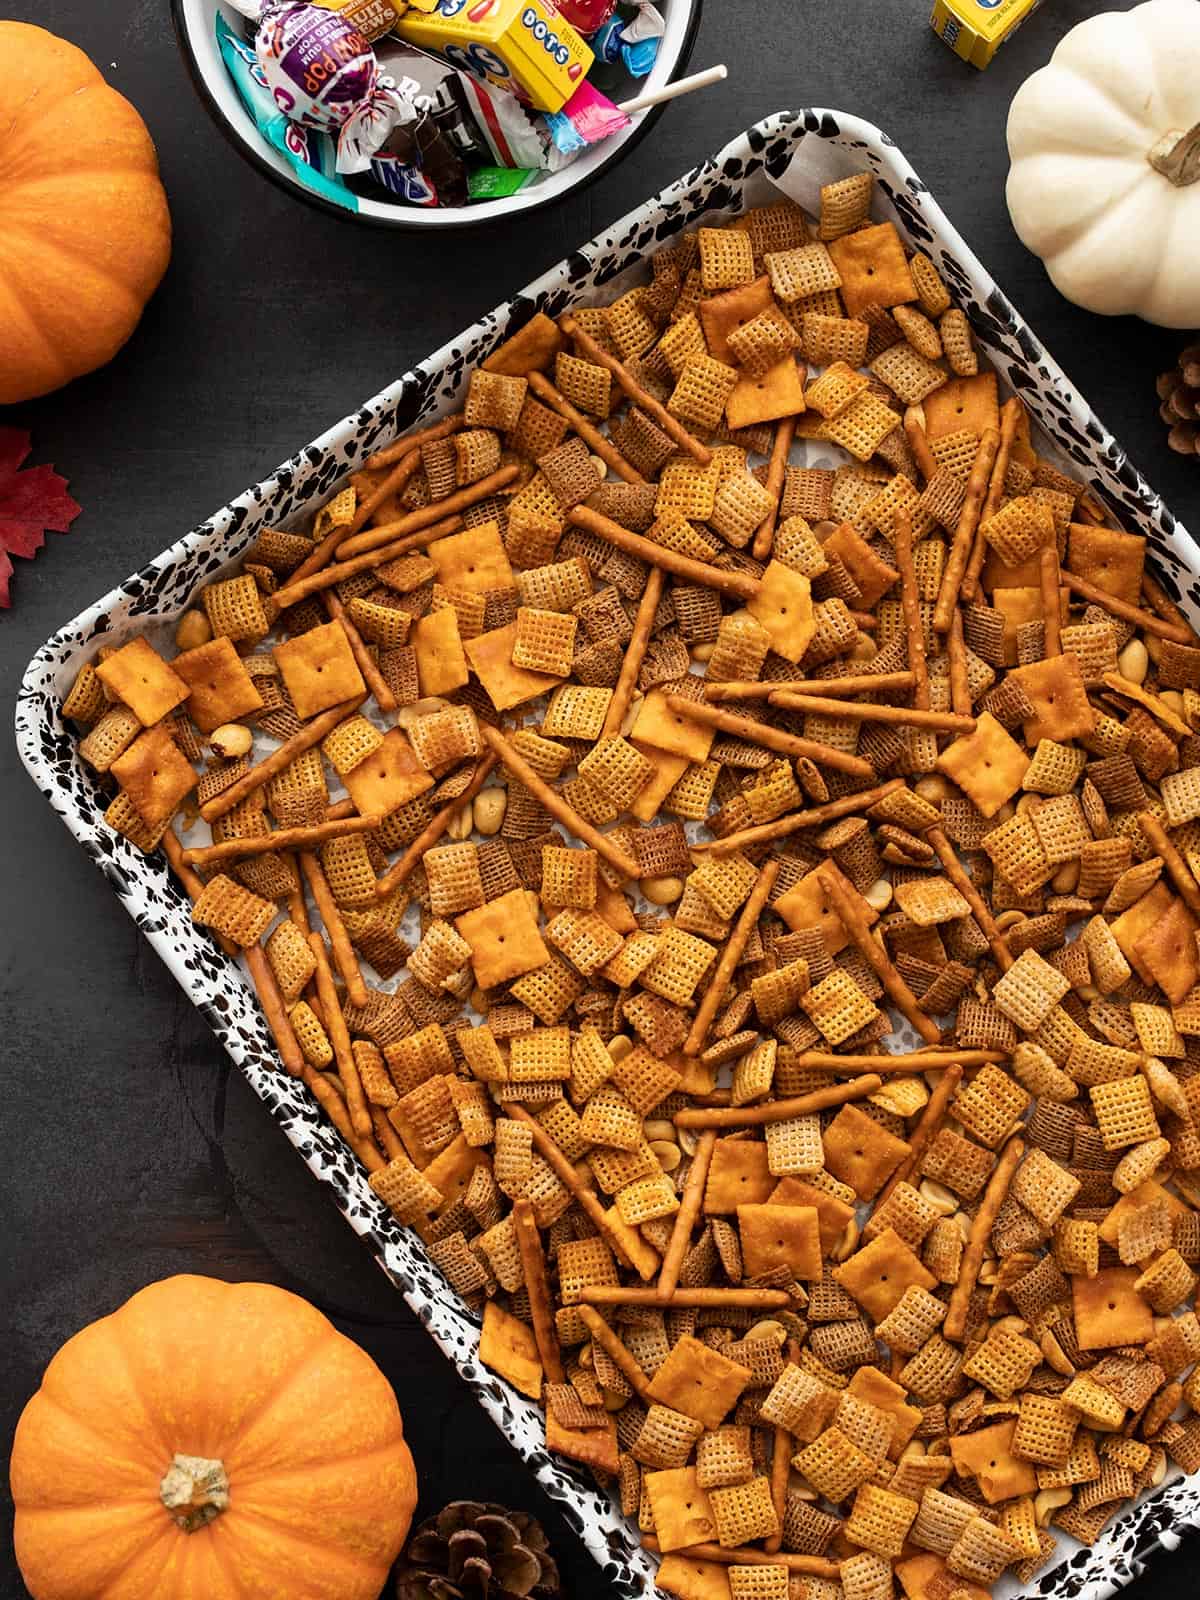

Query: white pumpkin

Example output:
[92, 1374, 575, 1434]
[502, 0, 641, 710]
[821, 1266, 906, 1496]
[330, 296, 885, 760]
[1006, 0, 1200, 328]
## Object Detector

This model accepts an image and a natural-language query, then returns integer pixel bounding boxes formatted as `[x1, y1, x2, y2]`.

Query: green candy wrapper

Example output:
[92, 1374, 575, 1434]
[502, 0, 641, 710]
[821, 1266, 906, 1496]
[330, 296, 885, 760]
[468, 166, 539, 199]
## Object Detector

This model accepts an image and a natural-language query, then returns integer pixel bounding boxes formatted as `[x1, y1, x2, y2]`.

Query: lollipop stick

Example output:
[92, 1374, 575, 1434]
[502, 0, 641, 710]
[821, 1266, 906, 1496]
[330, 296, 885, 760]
[618, 65, 728, 116]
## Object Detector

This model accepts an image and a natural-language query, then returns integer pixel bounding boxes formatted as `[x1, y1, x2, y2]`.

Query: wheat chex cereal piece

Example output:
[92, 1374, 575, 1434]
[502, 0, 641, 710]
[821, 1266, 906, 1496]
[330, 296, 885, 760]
[992, 948, 1071, 1031]
[190, 873, 275, 948]
[869, 342, 946, 406]
[265, 918, 317, 1003]
[843, 1483, 918, 1558]
[1090, 1075, 1160, 1150]
[698, 226, 756, 292]
[727, 1564, 789, 1600]
[630, 1402, 705, 1470]
[542, 683, 612, 740]
[823, 392, 901, 461]
[669, 355, 740, 433]
[511, 606, 577, 678]
[555, 351, 612, 417]
[874, 1285, 946, 1356]
[800, 969, 880, 1045]
[765, 241, 842, 304]
[604, 287, 659, 360]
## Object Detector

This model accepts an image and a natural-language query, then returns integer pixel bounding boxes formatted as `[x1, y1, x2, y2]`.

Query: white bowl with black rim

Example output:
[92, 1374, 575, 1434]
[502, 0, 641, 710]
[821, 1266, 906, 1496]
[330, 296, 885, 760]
[171, 0, 704, 228]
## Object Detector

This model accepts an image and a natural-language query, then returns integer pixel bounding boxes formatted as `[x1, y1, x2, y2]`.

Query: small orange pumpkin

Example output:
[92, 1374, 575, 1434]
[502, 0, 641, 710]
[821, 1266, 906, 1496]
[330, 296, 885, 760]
[0, 23, 172, 404]
[11, 1276, 418, 1600]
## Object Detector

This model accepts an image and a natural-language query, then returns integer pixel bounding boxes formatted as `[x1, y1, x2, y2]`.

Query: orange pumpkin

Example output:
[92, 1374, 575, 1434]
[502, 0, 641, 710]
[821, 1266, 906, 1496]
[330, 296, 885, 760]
[0, 23, 172, 404]
[11, 1276, 418, 1600]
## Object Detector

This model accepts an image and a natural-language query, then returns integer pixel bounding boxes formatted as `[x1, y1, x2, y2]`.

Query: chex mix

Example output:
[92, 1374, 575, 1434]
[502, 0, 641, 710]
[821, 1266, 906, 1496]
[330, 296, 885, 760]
[63, 171, 1200, 1600]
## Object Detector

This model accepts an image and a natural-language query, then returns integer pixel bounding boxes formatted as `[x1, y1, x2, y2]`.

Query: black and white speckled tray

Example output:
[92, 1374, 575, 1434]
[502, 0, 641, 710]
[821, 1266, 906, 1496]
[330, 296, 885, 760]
[17, 112, 1200, 1597]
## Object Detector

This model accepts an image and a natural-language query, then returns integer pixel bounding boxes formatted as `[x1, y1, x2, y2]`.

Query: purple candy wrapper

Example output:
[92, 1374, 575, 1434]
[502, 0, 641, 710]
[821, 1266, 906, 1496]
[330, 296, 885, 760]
[256, 3, 377, 129]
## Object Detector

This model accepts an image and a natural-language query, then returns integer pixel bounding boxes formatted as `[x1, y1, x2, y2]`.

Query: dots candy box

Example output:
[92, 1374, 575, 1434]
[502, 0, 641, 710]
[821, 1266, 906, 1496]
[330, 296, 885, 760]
[17, 111, 1200, 1598]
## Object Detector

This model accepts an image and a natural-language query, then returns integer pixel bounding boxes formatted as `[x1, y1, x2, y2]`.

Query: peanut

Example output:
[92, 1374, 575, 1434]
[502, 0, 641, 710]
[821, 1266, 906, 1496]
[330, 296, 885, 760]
[209, 723, 253, 759]
[473, 787, 507, 835]
[650, 1139, 681, 1172]
[1117, 638, 1149, 683]
[175, 610, 212, 650]
[642, 875, 684, 905]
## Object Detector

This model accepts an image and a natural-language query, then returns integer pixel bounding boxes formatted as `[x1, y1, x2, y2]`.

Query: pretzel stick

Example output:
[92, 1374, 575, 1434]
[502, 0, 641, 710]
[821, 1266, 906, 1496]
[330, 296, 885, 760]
[925, 826, 1014, 971]
[568, 504, 759, 600]
[707, 671, 916, 703]
[200, 694, 366, 823]
[793, 1048, 1004, 1071]
[695, 779, 907, 857]
[166, 830, 307, 1078]
[683, 861, 780, 1056]
[768, 691, 973, 733]
[350, 448, 422, 534]
[303, 1066, 385, 1171]
[962, 397, 1022, 601]
[947, 607, 971, 716]
[893, 511, 930, 710]
[1142, 570, 1198, 640]
[306, 929, 370, 1137]
[241, 945, 306, 1077]
[944, 1134, 1025, 1342]
[1061, 571, 1194, 643]
[656, 1130, 717, 1297]
[751, 414, 796, 561]
[481, 725, 641, 878]
[578, 1306, 652, 1401]
[674, 1075, 883, 1129]
[506, 1103, 659, 1280]
[161, 830, 236, 956]
[300, 850, 369, 1008]
[665, 696, 875, 779]
[816, 861, 941, 1045]
[363, 412, 463, 471]
[559, 313, 711, 464]
[601, 567, 664, 738]
[374, 753, 498, 899]
[933, 427, 999, 631]
[872, 1063, 963, 1213]
[765, 1343, 800, 1555]
[371, 1104, 407, 1162]
[641, 1537, 839, 1579]
[1037, 542, 1063, 657]
[527, 371, 647, 485]
[512, 1197, 566, 1384]
[335, 464, 520, 561]
[903, 409, 938, 481]
[271, 513, 463, 610]
[323, 590, 397, 713]
[1138, 811, 1200, 920]
[183, 813, 382, 867]
[578, 1286, 792, 1308]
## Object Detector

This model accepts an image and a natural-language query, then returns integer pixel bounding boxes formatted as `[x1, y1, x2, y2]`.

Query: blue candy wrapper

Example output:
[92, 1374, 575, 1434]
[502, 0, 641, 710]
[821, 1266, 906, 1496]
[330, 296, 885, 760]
[621, 34, 659, 76]
[216, 13, 358, 210]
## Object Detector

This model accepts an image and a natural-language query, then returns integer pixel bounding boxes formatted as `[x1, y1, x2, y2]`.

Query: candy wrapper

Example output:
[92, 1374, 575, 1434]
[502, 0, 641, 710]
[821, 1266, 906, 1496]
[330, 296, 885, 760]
[541, 80, 629, 171]
[216, 12, 355, 209]
[594, 2, 665, 76]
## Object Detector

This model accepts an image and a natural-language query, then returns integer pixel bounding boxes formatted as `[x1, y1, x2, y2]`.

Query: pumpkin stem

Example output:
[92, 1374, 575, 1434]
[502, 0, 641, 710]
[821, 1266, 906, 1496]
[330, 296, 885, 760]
[160, 1454, 230, 1533]
[1149, 123, 1200, 186]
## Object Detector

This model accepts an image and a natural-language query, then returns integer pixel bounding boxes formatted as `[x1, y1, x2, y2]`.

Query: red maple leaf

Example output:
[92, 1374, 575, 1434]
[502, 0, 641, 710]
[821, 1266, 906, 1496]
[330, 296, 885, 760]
[0, 427, 82, 607]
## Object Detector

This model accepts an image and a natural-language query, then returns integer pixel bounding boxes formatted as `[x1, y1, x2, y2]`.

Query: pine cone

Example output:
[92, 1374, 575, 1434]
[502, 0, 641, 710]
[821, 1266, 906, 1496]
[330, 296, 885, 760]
[394, 1501, 561, 1600]
[1157, 341, 1200, 455]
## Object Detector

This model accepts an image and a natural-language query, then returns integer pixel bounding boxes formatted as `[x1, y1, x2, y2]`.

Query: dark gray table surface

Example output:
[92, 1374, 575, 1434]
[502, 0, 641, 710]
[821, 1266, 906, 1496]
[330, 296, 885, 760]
[2, 1, 1198, 1594]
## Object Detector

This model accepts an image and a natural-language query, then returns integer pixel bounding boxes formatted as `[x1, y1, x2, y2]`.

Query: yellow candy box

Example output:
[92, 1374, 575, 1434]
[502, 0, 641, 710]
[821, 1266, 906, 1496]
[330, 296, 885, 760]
[929, 0, 1042, 69]
[396, 0, 593, 113]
